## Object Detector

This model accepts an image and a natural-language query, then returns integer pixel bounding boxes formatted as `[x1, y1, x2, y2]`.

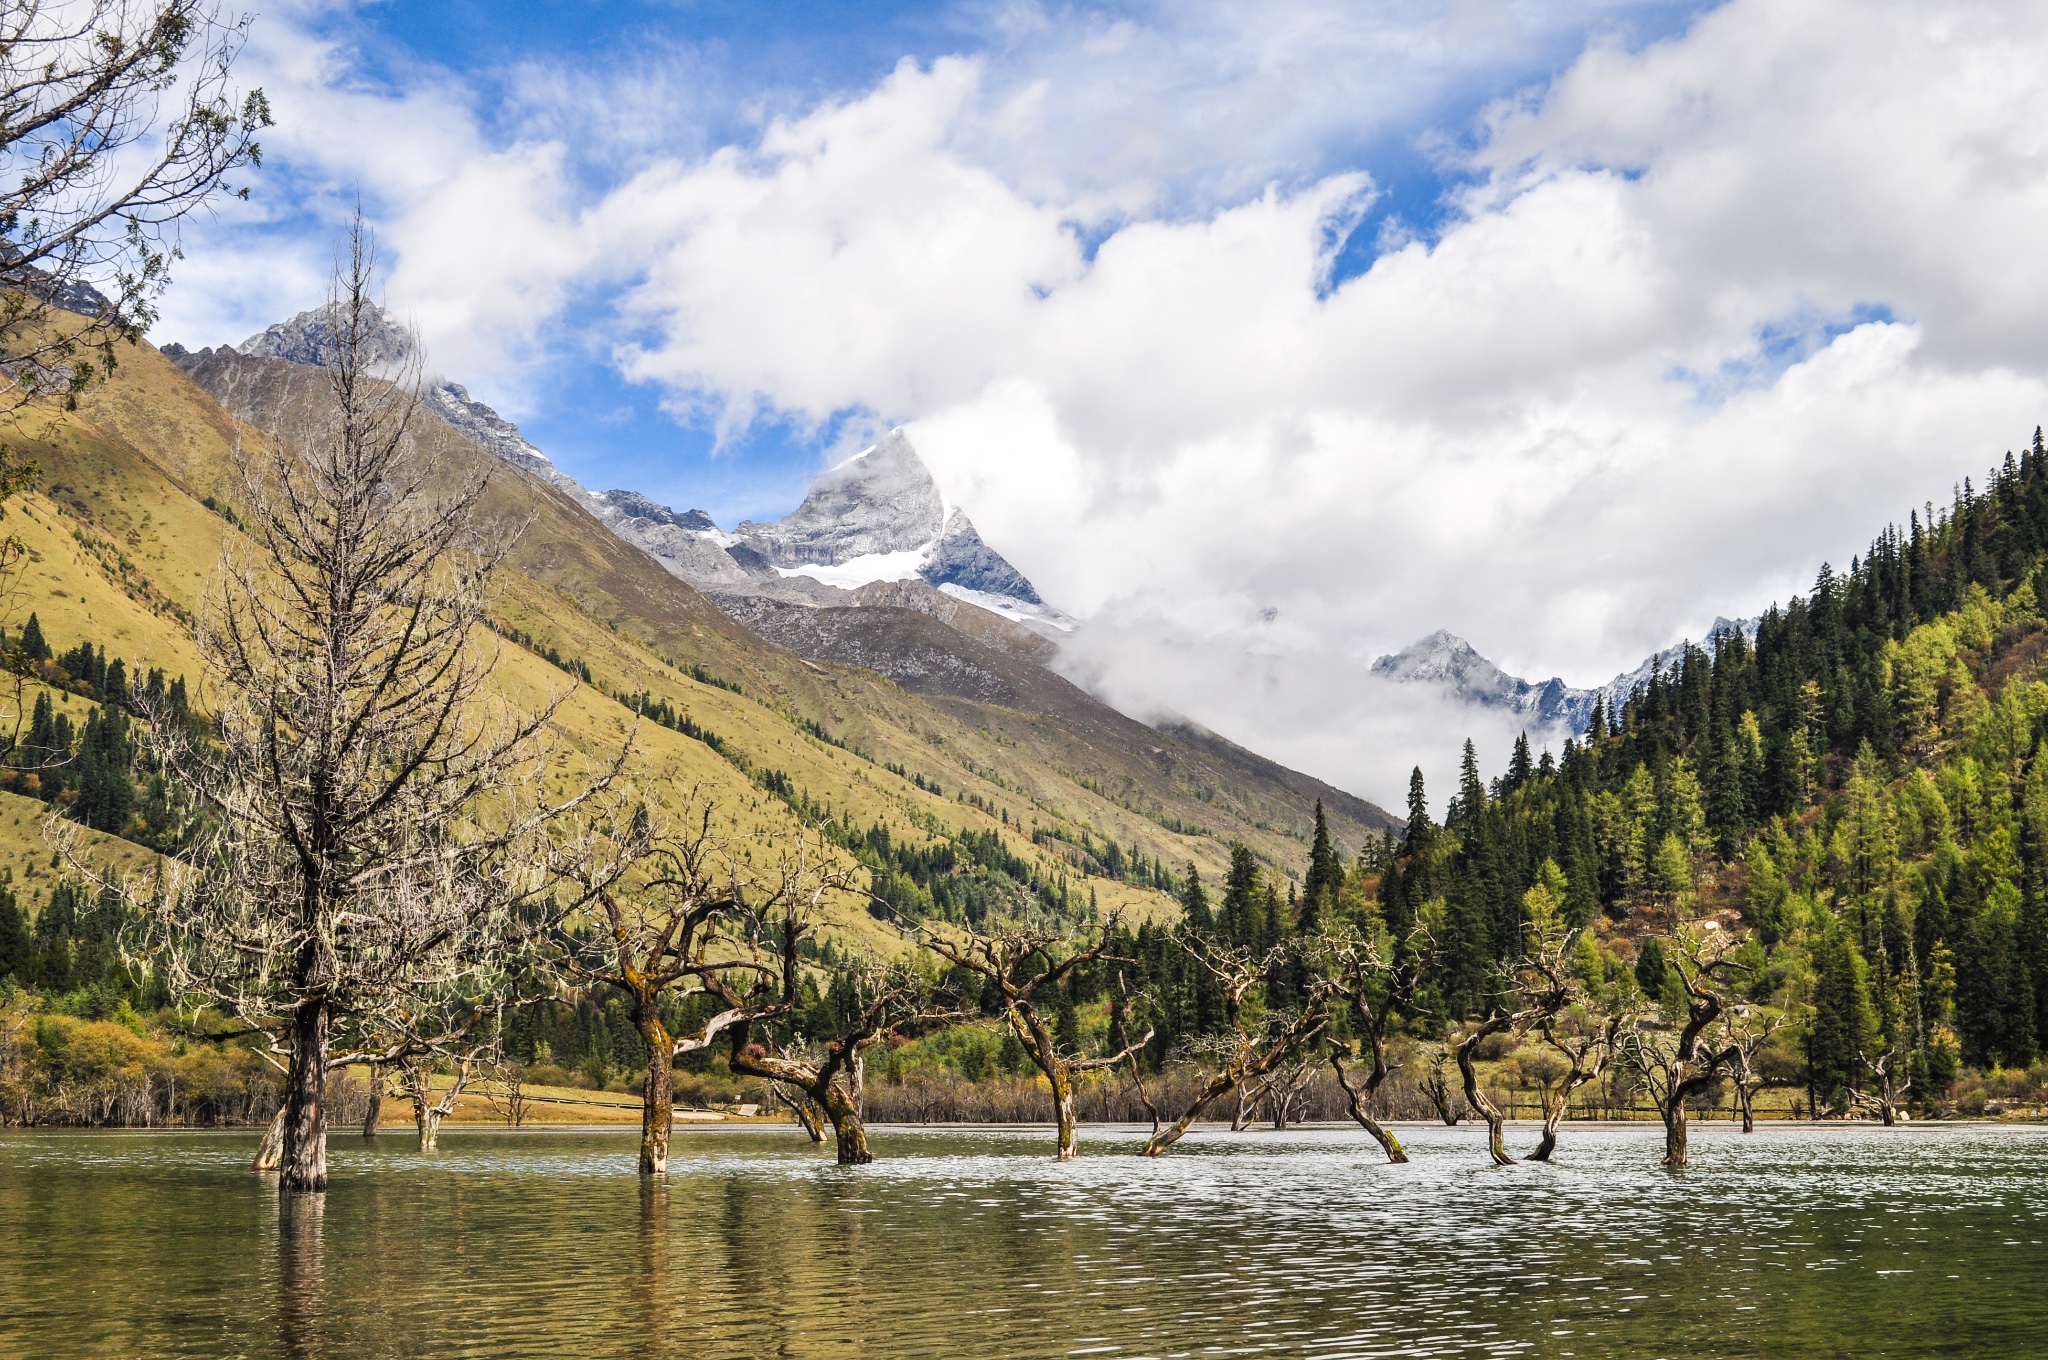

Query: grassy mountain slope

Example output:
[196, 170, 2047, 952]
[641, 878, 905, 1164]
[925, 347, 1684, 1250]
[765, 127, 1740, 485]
[148, 346, 1394, 871]
[0, 335, 1394, 945]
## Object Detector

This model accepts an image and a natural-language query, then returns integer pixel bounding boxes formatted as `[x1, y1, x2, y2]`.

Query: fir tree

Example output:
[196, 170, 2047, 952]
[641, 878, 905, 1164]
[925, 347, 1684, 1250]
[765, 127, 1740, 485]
[1300, 799, 1340, 931]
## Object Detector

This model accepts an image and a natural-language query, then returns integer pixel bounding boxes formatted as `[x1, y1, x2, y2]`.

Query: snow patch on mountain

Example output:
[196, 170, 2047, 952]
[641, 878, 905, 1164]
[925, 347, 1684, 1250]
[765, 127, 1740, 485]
[778, 548, 930, 590]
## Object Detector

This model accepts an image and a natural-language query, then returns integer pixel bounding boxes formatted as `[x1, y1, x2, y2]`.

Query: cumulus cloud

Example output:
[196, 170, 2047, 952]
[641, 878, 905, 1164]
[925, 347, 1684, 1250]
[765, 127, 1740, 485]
[152, 0, 2048, 810]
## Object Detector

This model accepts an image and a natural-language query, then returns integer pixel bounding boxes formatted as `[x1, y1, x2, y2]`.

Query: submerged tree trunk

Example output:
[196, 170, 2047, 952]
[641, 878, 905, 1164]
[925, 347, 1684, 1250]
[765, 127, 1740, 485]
[279, 997, 330, 1193]
[361, 1062, 383, 1139]
[1662, 1100, 1689, 1167]
[1141, 1066, 1237, 1156]
[253, 1105, 287, 1172]
[636, 1005, 674, 1175]
[1737, 1081, 1756, 1134]
[820, 1078, 872, 1165]
[1051, 1063, 1079, 1160]
[781, 1083, 827, 1142]
[1328, 1042, 1407, 1163]
[1528, 1058, 1608, 1163]
[1454, 1025, 1516, 1167]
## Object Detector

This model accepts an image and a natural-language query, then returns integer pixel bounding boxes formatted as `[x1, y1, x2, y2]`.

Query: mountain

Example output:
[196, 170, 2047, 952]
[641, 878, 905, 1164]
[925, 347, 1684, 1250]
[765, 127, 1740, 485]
[735, 430, 1045, 606]
[131, 317, 1395, 903]
[1371, 618, 1756, 738]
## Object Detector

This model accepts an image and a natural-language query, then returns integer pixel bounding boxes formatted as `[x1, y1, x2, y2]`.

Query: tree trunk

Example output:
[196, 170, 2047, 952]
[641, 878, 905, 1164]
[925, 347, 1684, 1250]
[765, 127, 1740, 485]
[1455, 1028, 1515, 1167]
[361, 1062, 383, 1139]
[638, 1012, 673, 1175]
[279, 998, 329, 1193]
[253, 1105, 287, 1172]
[782, 1083, 827, 1142]
[1738, 1082, 1756, 1134]
[1141, 1086, 1220, 1156]
[1662, 1098, 1689, 1167]
[1528, 1064, 1603, 1163]
[1051, 1062, 1079, 1160]
[1330, 1055, 1408, 1163]
[1528, 1084, 1567, 1162]
[819, 1078, 872, 1165]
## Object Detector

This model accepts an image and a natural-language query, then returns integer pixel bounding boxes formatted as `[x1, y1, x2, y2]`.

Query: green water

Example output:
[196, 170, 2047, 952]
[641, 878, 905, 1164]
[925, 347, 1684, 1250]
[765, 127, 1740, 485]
[1, 1122, 2044, 1358]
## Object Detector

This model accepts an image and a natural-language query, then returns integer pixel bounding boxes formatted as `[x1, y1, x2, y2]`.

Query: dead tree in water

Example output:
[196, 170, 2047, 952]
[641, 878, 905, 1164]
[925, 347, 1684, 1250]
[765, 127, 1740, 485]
[723, 957, 953, 1165]
[1722, 1004, 1794, 1132]
[907, 914, 1151, 1160]
[1451, 1017, 1520, 1167]
[1141, 936, 1330, 1156]
[549, 789, 819, 1175]
[1510, 913, 1619, 1162]
[1853, 1047, 1911, 1126]
[1450, 921, 1576, 1167]
[1527, 1005, 1623, 1161]
[1419, 1047, 1462, 1126]
[1321, 927, 1412, 1162]
[1617, 927, 1740, 1168]
[138, 225, 603, 1193]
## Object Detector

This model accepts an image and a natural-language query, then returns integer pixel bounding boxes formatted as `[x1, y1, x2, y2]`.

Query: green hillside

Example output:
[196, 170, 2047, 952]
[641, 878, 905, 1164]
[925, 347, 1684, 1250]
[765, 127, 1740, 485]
[0, 335, 1396, 954]
[1382, 434, 2048, 1115]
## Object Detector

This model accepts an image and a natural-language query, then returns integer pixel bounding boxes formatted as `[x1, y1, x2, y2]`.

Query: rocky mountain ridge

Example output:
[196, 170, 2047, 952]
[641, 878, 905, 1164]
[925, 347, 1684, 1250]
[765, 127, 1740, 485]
[192, 302, 1060, 639]
[1371, 618, 1756, 738]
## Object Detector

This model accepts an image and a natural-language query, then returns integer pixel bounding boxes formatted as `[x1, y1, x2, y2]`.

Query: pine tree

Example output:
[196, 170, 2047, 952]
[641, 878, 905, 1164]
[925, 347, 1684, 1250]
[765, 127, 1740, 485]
[1300, 799, 1340, 931]
[17, 612, 47, 663]
[1404, 767, 1431, 853]
[0, 887, 27, 983]
[1220, 844, 1261, 947]
[1506, 732, 1534, 791]
[1809, 925, 1878, 1113]
[1180, 864, 1213, 932]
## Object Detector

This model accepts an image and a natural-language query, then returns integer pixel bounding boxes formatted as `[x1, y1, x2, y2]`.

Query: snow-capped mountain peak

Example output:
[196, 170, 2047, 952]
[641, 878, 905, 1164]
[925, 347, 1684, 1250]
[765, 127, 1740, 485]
[1371, 617, 1758, 738]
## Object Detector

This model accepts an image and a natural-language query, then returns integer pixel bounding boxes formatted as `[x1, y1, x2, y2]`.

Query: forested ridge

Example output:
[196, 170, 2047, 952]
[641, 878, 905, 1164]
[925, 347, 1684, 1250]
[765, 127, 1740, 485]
[1354, 429, 2048, 1115]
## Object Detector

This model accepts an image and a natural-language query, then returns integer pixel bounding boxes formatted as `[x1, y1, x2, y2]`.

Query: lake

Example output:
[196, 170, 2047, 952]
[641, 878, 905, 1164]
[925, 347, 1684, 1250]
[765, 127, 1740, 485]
[2, 1122, 2044, 1358]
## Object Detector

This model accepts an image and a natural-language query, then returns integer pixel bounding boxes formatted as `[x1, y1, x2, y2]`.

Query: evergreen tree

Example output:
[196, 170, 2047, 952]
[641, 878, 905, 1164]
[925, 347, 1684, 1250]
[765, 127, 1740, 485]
[17, 611, 47, 663]
[1300, 799, 1340, 931]
[1404, 767, 1431, 853]
[1219, 844, 1261, 947]
[0, 886, 27, 982]
[1180, 864, 1213, 933]
[1809, 925, 1878, 1113]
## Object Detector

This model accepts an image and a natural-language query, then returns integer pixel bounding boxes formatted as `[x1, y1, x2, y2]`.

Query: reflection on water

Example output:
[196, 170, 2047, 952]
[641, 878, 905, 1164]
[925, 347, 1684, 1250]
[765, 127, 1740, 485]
[3, 1122, 2046, 1358]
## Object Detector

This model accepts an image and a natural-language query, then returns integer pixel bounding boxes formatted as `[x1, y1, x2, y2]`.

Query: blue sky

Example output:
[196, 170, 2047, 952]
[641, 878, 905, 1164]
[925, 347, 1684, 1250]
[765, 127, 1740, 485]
[153, 0, 2048, 804]
[167, 0, 1711, 526]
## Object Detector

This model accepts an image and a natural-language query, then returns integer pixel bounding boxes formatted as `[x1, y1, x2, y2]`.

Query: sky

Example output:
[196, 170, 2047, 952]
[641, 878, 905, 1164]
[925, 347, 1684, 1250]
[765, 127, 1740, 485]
[149, 0, 2048, 811]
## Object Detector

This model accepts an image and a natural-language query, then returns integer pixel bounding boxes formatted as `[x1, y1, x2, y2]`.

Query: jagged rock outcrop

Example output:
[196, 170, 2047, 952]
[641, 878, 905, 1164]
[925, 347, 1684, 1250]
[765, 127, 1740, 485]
[239, 301, 417, 371]
[738, 430, 943, 566]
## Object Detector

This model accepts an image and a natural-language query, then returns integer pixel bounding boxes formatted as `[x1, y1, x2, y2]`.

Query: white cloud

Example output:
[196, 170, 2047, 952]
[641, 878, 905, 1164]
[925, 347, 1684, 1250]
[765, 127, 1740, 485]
[151, 0, 2048, 809]
[588, 0, 2048, 805]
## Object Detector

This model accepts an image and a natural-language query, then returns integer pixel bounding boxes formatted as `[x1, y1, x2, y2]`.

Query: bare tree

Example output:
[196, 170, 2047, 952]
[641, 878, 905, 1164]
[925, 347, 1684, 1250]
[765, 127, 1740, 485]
[1262, 1054, 1318, 1130]
[1721, 1003, 1794, 1133]
[1140, 935, 1330, 1157]
[139, 223, 603, 1193]
[908, 914, 1151, 1160]
[1322, 926, 1412, 1163]
[1853, 1046, 1911, 1126]
[0, 0, 269, 410]
[1419, 1046, 1462, 1126]
[723, 957, 953, 1165]
[1449, 929, 1578, 1168]
[1508, 917, 1621, 1162]
[547, 788, 810, 1175]
[1617, 926, 1741, 1168]
[1523, 1003, 1622, 1161]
